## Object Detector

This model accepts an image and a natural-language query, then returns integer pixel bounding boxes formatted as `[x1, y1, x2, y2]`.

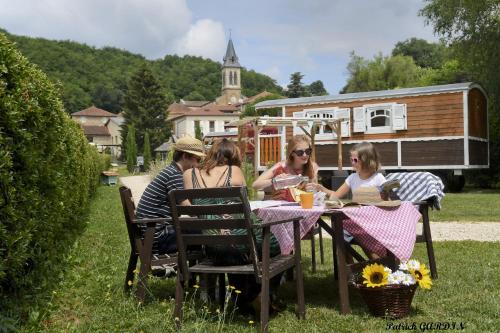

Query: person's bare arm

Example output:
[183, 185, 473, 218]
[315, 182, 350, 199]
[181, 169, 193, 206]
[252, 167, 276, 190]
[231, 166, 246, 186]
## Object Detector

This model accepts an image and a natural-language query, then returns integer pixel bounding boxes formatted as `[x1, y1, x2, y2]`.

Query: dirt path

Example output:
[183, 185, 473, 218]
[119, 175, 500, 242]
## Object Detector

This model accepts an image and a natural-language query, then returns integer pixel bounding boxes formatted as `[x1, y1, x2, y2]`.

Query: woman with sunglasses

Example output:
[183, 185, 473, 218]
[253, 134, 318, 201]
[316, 141, 386, 199]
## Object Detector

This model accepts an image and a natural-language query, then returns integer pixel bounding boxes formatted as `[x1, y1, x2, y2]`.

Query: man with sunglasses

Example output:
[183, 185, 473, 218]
[253, 134, 318, 201]
[136, 136, 205, 255]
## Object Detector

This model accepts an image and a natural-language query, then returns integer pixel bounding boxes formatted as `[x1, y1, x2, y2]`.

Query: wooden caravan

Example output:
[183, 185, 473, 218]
[254, 83, 488, 190]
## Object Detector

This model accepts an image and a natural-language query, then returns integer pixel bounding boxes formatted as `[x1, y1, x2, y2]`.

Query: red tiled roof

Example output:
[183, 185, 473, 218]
[181, 100, 211, 107]
[167, 102, 240, 120]
[82, 125, 110, 136]
[73, 106, 117, 117]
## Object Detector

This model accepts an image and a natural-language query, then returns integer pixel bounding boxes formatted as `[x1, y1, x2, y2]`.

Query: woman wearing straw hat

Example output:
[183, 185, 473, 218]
[136, 136, 205, 255]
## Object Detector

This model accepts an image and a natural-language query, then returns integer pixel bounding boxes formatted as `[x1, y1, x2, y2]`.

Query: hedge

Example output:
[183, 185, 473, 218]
[0, 33, 105, 296]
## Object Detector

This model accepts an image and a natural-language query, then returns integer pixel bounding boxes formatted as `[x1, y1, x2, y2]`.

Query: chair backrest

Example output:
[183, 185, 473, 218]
[119, 186, 141, 255]
[169, 186, 260, 279]
[385, 172, 445, 209]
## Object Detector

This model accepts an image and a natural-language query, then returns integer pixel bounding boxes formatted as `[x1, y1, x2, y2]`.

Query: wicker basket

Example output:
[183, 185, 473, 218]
[353, 283, 417, 318]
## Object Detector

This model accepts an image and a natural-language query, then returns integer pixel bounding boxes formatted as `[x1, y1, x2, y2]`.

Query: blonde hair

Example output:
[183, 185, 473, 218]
[201, 138, 242, 175]
[351, 142, 381, 173]
[286, 134, 315, 180]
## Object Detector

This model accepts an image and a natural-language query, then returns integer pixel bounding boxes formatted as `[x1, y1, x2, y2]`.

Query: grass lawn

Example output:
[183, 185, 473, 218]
[429, 187, 500, 222]
[19, 185, 500, 332]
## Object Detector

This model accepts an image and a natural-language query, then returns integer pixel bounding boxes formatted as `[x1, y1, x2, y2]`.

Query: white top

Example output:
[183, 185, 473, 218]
[345, 172, 387, 191]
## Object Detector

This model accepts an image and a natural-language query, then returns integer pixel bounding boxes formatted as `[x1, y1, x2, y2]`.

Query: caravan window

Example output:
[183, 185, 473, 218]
[365, 104, 393, 134]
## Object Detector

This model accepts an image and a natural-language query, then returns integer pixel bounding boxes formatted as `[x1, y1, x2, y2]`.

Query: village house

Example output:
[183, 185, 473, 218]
[71, 105, 124, 157]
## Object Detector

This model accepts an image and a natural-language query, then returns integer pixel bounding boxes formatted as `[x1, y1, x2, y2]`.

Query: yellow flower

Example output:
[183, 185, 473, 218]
[410, 264, 432, 290]
[362, 263, 389, 288]
[193, 284, 200, 289]
[249, 320, 255, 325]
[235, 290, 242, 294]
[127, 280, 133, 286]
[229, 285, 236, 290]
[174, 317, 180, 321]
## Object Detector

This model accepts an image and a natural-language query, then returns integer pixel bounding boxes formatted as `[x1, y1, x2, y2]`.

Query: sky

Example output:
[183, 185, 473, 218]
[0, 0, 439, 94]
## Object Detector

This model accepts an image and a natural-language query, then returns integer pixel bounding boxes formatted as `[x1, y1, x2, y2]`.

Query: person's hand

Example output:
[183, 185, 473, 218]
[274, 173, 291, 179]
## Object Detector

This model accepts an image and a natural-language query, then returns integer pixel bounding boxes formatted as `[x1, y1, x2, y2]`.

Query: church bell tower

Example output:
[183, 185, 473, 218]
[217, 38, 242, 105]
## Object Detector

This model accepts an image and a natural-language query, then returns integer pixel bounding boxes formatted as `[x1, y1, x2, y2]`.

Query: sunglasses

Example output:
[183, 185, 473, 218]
[350, 157, 359, 164]
[293, 148, 312, 157]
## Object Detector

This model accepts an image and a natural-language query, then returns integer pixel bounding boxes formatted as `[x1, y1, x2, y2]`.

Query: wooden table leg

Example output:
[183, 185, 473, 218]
[332, 215, 351, 314]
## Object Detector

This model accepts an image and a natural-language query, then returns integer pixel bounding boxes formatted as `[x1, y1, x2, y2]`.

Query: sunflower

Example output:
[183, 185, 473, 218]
[410, 263, 433, 290]
[362, 263, 389, 288]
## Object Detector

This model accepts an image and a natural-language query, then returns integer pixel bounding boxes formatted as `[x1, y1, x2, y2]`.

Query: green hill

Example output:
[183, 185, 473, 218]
[2, 29, 282, 113]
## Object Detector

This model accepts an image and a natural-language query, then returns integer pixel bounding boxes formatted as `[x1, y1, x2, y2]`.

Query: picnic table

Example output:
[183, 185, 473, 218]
[253, 201, 422, 314]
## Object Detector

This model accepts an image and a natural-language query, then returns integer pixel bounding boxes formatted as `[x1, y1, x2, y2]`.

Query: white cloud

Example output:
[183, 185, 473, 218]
[0, 0, 195, 58]
[172, 19, 226, 61]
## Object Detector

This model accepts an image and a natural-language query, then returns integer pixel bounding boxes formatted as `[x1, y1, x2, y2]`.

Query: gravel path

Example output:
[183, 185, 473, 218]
[119, 175, 499, 242]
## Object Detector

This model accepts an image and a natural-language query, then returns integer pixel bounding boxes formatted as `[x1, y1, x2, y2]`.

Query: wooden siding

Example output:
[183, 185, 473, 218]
[468, 88, 488, 139]
[285, 92, 465, 141]
[469, 140, 488, 165]
[401, 140, 464, 166]
[259, 136, 281, 166]
[315, 142, 397, 168]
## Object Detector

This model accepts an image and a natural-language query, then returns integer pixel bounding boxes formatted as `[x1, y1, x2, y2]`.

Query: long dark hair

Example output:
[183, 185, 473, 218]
[201, 138, 242, 175]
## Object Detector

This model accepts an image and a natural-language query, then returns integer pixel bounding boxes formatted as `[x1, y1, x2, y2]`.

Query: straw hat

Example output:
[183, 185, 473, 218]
[173, 136, 205, 157]
[352, 186, 401, 207]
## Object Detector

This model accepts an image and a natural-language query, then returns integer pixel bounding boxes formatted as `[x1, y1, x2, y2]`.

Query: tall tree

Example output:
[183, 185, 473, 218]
[126, 125, 137, 173]
[341, 52, 423, 93]
[307, 80, 328, 96]
[121, 64, 172, 154]
[286, 72, 309, 98]
[421, 0, 500, 186]
[241, 93, 284, 118]
[143, 131, 151, 171]
[194, 121, 203, 140]
[392, 37, 447, 69]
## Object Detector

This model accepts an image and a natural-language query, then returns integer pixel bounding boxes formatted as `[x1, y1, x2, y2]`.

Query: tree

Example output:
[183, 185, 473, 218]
[392, 37, 447, 69]
[286, 72, 309, 98]
[341, 52, 422, 93]
[143, 131, 151, 171]
[126, 125, 137, 173]
[307, 80, 328, 96]
[241, 93, 284, 118]
[122, 64, 172, 155]
[194, 121, 203, 140]
[421, 0, 500, 186]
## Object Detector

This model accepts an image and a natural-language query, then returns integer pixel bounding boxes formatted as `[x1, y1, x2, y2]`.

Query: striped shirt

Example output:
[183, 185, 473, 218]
[136, 162, 183, 253]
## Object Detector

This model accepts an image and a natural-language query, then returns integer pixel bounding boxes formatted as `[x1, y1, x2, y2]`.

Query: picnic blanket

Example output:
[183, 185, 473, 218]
[386, 172, 445, 209]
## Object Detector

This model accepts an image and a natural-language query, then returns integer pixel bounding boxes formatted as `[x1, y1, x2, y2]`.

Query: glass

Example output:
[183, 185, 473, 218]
[300, 192, 314, 209]
[350, 157, 359, 164]
[293, 148, 313, 157]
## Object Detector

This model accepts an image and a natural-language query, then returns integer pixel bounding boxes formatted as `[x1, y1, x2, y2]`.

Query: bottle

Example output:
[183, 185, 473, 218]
[272, 175, 309, 190]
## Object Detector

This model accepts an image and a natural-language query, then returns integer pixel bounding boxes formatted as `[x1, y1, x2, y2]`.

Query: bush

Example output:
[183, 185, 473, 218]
[0, 33, 105, 300]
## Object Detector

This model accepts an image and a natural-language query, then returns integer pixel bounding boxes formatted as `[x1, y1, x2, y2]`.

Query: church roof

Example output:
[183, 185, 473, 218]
[223, 38, 241, 68]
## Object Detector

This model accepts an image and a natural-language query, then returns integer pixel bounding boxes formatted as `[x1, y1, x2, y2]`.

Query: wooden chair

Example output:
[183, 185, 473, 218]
[385, 172, 442, 279]
[170, 186, 305, 333]
[302, 223, 325, 273]
[119, 186, 200, 302]
[263, 191, 324, 272]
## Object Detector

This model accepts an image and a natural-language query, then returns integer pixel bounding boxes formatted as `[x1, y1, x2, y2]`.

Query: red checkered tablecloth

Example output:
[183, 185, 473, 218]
[256, 202, 421, 260]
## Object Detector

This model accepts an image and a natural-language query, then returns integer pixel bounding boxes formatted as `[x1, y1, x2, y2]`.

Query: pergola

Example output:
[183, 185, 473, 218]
[227, 116, 346, 176]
